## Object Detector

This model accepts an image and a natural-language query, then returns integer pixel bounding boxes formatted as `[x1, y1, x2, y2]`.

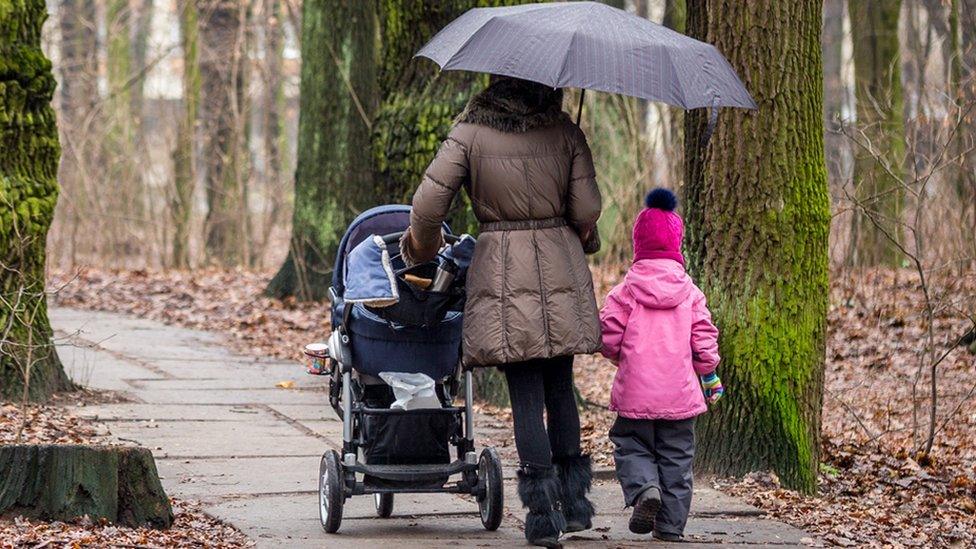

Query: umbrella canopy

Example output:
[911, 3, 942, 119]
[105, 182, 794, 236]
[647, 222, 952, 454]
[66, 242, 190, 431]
[416, 1, 756, 111]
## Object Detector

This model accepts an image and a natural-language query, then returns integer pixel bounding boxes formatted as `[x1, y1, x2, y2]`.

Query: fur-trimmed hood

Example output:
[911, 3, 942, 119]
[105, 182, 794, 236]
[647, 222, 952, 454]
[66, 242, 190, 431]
[458, 77, 570, 133]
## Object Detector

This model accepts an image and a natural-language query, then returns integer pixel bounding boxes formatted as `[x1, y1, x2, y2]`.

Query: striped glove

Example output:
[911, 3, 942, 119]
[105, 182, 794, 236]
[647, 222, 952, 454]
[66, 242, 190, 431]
[701, 372, 724, 404]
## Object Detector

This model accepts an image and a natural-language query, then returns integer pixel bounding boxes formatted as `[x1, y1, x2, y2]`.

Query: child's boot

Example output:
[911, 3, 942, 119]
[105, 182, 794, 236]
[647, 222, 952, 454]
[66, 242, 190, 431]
[554, 454, 595, 532]
[517, 465, 566, 548]
[628, 485, 661, 534]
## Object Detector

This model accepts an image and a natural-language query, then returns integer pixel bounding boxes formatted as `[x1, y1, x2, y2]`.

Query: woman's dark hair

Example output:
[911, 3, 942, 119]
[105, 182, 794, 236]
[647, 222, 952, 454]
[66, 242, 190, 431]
[487, 74, 563, 113]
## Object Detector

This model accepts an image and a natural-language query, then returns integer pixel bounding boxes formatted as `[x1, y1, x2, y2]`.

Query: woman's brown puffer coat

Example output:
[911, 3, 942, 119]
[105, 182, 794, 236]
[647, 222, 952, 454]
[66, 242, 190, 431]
[402, 79, 602, 367]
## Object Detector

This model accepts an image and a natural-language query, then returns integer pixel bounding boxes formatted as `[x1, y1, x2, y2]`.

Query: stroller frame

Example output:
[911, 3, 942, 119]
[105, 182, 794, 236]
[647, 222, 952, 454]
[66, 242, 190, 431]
[317, 205, 503, 534]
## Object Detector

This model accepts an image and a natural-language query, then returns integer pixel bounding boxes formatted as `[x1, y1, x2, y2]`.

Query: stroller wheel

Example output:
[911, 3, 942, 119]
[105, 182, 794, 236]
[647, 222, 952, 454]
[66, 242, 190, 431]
[375, 493, 394, 518]
[319, 450, 344, 533]
[478, 447, 504, 531]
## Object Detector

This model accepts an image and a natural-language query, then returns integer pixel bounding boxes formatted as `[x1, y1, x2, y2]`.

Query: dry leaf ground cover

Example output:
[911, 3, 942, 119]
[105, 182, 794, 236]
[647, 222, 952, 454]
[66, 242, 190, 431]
[0, 500, 252, 548]
[48, 266, 976, 547]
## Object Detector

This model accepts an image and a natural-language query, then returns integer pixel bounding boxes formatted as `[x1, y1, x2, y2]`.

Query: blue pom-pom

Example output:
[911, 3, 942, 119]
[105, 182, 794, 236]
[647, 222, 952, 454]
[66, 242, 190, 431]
[645, 188, 677, 211]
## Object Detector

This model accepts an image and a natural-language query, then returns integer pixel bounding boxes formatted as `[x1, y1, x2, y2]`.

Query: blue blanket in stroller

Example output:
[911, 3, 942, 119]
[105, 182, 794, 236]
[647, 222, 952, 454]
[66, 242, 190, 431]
[343, 234, 476, 307]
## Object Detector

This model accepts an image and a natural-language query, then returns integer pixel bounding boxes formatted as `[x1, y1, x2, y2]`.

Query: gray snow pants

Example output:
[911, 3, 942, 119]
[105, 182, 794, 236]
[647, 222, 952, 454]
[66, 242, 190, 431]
[609, 416, 695, 536]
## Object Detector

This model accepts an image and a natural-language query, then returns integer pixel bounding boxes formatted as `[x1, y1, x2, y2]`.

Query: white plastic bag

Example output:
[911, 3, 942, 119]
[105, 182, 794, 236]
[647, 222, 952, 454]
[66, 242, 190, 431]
[378, 372, 442, 410]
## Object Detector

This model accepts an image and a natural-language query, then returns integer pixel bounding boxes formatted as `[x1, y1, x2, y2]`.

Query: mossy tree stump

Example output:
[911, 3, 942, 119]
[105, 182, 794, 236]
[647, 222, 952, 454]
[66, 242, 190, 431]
[0, 444, 174, 528]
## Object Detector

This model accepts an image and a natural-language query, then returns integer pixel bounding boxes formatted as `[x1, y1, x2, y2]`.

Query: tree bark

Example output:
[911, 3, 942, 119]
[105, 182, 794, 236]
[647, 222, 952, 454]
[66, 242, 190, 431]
[684, 0, 830, 494]
[0, 445, 173, 528]
[822, 0, 847, 188]
[104, 0, 143, 265]
[264, 0, 379, 301]
[254, 0, 286, 266]
[199, 0, 249, 266]
[58, 0, 99, 124]
[948, 0, 976, 252]
[0, 0, 73, 401]
[372, 1, 505, 235]
[267, 1, 523, 300]
[961, 0, 976, 251]
[663, 0, 686, 188]
[131, 0, 154, 124]
[847, 0, 905, 267]
[171, 1, 200, 268]
[57, 0, 100, 268]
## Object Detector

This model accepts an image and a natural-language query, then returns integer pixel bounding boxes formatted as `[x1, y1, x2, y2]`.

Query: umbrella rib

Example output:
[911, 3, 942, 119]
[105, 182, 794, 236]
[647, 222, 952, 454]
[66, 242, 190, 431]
[554, 5, 597, 88]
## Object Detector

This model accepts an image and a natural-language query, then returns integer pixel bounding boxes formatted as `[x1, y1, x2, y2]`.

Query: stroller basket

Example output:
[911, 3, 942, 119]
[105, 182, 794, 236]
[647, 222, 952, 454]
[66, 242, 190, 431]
[362, 407, 459, 489]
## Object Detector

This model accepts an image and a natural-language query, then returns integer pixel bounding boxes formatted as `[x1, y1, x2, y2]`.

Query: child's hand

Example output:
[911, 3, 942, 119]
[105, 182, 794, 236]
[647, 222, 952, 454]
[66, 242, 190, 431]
[700, 372, 724, 403]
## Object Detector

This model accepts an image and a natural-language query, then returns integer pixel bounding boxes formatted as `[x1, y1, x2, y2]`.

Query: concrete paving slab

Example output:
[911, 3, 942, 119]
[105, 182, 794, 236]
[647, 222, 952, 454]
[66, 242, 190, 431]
[157, 455, 324, 497]
[205, 492, 515, 549]
[74, 403, 272, 422]
[104, 419, 327, 458]
[293, 420, 343, 439]
[162, 362, 314, 383]
[56, 343, 163, 391]
[122, 376, 322, 391]
[267, 403, 338, 422]
[131, 388, 328, 405]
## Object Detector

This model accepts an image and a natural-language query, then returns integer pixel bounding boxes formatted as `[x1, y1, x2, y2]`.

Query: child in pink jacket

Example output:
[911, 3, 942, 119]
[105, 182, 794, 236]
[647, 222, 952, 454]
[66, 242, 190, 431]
[599, 188, 723, 542]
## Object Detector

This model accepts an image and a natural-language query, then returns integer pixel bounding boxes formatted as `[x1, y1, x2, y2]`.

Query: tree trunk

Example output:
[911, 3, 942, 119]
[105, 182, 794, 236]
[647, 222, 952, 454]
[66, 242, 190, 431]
[131, 0, 154, 124]
[264, 0, 379, 301]
[0, 445, 173, 528]
[57, 0, 100, 268]
[822, 0, 846, 188]
[199, 0, 249, 266]
[847, 0, 905, 267]
[961, 0, 976, 253]
[372, 1, 509, 234]
[684, 0, 830, 494]
[171, 1, 200, 268]
[948, 0, 976, 254]
[0, 0, 73, 401]
[104, 0, 144, 264]
[254, 0, 286, 267]
[663, 0, 686, 188]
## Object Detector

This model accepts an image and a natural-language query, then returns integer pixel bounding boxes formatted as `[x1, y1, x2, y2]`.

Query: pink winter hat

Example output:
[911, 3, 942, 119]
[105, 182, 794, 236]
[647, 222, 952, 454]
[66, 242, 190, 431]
[633, 188, 684, 265]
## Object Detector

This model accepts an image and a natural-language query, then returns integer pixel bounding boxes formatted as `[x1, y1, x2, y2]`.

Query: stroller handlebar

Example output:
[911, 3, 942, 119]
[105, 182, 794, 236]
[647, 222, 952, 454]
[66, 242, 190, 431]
[380, 231, 462, 246]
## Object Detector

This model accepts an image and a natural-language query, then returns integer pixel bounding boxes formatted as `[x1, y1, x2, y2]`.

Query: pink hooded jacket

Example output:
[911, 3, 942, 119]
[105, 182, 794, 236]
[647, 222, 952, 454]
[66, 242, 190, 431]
[600, 258, 720, 420]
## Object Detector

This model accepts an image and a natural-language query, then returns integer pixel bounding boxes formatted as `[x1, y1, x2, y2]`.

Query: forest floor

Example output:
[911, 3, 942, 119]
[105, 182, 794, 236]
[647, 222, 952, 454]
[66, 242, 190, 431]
[45, 266, 976, 548]
[0, 397, 253, 547]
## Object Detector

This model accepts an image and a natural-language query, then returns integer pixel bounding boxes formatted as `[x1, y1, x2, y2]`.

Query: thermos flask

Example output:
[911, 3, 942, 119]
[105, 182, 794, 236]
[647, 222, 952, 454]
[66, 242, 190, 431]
[429, 260, 458, 292]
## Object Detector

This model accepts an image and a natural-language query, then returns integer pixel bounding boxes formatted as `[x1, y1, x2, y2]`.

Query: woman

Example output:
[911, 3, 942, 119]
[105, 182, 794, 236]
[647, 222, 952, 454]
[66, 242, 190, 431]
[401, 75, 602, 548]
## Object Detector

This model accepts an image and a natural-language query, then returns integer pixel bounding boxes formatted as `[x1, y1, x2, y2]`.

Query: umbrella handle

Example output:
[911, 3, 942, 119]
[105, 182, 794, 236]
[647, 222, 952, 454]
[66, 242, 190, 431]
[575, 89, 586, 126]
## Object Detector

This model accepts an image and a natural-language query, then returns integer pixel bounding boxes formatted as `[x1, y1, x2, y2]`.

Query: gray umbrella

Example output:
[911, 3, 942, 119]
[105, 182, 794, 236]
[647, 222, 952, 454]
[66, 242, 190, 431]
[416, 1, 756, 119]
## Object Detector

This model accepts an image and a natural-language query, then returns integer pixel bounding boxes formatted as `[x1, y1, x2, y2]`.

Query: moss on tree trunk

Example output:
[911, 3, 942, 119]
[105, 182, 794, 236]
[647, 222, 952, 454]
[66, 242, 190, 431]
[684, 0, 830, 494]
[847, 0, 905, 267]
[265, 0, 379, 301]
[372, 0, 525, 235]
[0, 0, 73, 401]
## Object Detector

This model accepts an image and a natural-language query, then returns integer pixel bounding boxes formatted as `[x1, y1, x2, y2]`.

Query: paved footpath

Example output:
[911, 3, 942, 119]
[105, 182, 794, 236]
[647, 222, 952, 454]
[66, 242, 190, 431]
[51, 307, 815, 548]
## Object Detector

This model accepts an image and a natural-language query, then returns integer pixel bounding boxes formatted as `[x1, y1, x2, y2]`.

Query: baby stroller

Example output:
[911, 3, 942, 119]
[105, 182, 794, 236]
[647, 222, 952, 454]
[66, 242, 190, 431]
[317, 205, 504, 534]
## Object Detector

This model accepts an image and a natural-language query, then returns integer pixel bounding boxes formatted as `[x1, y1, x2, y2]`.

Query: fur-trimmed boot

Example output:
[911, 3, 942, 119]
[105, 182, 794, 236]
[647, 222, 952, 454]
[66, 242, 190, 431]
[554, 454, 595, 532]
[517, 465, 566, 548]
